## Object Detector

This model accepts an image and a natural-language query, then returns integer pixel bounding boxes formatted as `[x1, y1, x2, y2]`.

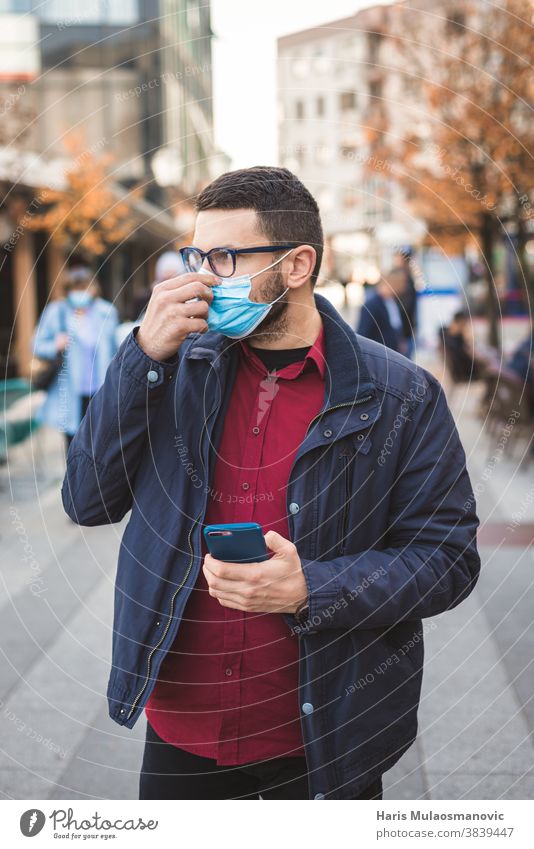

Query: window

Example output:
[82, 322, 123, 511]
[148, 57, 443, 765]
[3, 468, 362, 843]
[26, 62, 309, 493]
[368, 32, 383, 63]
[295, 100, 305, 120]
[312, 48, 329, 74]
[404, 76, 420, 96]
[316, 96, 325, 117]
[369, 79, 383, 99]
[446, 12, 466, 35]
[339, 90, 357, 111]
[291, 55, 309, 79]
[37, 0, 138, 23]
[340, 143, 357, 160]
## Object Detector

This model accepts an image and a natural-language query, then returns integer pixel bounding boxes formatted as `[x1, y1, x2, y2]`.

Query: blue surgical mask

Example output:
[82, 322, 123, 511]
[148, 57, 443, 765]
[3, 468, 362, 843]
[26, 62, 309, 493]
[202, 250, 292, 339]
[67, 290, 93, 309]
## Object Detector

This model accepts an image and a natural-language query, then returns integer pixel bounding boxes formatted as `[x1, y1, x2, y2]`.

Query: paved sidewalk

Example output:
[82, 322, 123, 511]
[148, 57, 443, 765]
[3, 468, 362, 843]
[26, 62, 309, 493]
[1, 375, 532, 800]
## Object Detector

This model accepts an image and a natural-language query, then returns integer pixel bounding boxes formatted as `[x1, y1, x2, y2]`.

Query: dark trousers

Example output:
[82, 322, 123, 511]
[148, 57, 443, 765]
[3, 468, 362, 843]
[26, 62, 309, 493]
[139, 721, 383, 800]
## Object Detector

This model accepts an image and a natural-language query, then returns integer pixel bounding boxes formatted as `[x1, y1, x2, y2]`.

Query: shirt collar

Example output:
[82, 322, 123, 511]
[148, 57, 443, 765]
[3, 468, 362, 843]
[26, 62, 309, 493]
[238, 322, 326, 380]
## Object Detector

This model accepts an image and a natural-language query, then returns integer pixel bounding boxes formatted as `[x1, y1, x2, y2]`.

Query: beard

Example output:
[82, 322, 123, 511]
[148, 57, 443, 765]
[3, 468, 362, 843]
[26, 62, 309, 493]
[246, 269, 289, 344]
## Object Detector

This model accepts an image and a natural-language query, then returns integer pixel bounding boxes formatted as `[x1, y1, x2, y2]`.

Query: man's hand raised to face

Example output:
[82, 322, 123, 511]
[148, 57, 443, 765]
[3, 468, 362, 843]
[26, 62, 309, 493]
[202, 530, 309, 614]
[136, 271, 221, 362]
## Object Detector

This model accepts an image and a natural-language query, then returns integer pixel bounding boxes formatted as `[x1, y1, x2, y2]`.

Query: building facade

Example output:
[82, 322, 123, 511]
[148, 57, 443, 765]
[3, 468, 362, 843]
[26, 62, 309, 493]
[277, 1, 475, 284]
[0, 0, 216, 377]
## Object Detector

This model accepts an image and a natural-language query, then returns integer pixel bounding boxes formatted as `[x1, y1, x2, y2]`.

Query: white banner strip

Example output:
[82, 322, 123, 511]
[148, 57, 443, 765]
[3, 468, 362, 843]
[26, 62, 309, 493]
[3, 799, 534, 847]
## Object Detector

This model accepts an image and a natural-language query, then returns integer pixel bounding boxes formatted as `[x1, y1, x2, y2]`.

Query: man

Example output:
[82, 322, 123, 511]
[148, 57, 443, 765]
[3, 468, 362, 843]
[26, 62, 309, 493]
[393, 247, 418, 358]
[441, 310, 485, 383]
[357, 268, 408, 354]
[62, 166, 480, 800]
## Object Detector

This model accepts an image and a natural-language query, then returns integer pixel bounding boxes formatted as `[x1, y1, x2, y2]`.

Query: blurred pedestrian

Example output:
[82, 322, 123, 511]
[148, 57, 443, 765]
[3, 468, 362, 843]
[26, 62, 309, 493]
[356, 268, 408, 354]
[393, 247, 418, 357]
[32, 266, 118, 451]
[507, 329, 534, 416]
[440, 310, 485, 382]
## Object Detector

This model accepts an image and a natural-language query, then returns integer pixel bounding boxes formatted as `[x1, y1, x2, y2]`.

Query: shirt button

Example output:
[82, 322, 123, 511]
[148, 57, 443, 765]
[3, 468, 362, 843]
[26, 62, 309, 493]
[147, 369, 159, 383]
[252, 426, 260, 435]
[225, 668, 233, 677]
[323, 428, 333, 437]
[314, 793, 325, 800]
[302, 702, 314, 715]
[242, 482, 250, 491]
[360, 412, 369, 420]
[289, 502, 299, 514]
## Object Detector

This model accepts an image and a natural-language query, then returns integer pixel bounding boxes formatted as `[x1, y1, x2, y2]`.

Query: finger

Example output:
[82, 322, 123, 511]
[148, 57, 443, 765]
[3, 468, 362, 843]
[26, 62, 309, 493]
[264, 530, 295, 555]
[204, 571, 250, 595]
[216, 596, 247, 611]
[154, 271, 221, 292]
[160, 281, 217, 304]
[181, 317, 208, 334]
[203, 555, 253, 582]
[176, 299, 209, 318]
[212, 591, 254, 611]
[202, 561, 248, 589]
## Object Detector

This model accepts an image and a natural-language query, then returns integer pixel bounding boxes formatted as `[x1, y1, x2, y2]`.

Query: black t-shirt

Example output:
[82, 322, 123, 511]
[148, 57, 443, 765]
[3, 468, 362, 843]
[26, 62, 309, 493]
[248, 345, 311, 372]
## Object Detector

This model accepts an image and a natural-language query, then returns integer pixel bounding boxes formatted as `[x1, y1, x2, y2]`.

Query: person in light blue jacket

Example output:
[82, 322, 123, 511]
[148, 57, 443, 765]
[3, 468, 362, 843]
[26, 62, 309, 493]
[32, 267, 119, 449]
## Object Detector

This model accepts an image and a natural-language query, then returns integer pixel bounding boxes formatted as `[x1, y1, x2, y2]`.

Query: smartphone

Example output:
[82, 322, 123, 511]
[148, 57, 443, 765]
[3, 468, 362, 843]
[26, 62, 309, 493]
[203, 522, 269, 563]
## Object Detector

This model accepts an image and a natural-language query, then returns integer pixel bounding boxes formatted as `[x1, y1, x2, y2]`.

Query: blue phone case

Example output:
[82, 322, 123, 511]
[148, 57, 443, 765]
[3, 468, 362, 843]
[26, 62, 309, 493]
[203, 522, 269, 563]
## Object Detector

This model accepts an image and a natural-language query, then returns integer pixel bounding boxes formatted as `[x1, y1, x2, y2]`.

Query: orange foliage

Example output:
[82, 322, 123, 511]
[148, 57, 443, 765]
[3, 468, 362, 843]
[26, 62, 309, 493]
[26, 133, 141, 256]
[365, 0, 534, 256]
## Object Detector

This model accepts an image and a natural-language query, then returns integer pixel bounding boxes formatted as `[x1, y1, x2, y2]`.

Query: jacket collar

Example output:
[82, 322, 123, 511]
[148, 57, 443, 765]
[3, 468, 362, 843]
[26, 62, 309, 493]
[184, 292, 375, 406]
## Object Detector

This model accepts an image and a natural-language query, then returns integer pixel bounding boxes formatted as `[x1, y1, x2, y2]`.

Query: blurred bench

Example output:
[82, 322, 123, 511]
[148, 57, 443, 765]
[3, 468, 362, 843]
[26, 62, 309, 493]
[481, 367, 533, 464]
[0, 379, 44, 464]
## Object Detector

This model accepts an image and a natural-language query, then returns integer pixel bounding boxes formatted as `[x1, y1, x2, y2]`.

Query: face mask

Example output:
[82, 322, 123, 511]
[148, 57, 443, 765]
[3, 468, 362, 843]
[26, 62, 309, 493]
[203, 249, 293, 339]
[67, 290, 93, 309]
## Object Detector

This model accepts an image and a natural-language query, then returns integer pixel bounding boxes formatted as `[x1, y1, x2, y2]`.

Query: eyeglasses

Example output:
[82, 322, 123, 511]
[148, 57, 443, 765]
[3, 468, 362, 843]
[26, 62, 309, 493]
[179, 244, 299, 278]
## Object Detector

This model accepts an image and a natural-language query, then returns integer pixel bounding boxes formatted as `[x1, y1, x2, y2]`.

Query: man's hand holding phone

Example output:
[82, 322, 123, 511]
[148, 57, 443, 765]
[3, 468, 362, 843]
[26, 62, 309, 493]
[136, 271, 221, 362]
[202, 530, 308, 614]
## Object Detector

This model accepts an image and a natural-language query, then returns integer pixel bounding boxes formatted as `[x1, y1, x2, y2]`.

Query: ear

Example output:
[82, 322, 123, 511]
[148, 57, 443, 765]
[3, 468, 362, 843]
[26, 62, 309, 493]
[285, 245, 316, 289]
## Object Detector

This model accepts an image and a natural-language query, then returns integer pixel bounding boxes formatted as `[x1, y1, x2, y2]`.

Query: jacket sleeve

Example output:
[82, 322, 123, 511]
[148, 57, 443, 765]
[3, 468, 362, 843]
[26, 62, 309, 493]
[61, 329, 179, 526]
[105, 302, 120, 357]
[289, 376, 481, 633]
[32, 302, 60, 360]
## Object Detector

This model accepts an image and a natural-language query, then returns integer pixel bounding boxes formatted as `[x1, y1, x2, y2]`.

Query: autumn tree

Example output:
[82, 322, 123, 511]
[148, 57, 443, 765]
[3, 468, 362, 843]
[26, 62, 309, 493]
[366, 0, 534, 348]
[26, 133, 140, 257]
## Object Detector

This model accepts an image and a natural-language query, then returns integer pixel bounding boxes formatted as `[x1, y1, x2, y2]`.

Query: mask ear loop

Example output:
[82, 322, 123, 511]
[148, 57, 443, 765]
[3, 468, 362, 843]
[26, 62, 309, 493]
[249, 247, 294, 303]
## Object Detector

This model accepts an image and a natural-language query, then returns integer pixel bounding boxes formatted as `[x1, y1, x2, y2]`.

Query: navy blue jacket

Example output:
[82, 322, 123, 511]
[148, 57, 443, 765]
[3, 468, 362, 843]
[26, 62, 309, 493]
[62, 293, 480, 800]
[357, 291, 404, 352]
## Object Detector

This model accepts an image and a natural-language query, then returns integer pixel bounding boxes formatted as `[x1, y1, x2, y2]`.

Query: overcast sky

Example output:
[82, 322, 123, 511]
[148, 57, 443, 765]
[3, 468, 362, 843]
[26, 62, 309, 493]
[210, 0, 391, 168]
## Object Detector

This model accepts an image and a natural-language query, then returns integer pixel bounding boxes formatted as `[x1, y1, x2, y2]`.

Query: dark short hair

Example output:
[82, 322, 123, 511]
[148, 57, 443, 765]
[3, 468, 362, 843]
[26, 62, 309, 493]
[195, 166, 324, 286]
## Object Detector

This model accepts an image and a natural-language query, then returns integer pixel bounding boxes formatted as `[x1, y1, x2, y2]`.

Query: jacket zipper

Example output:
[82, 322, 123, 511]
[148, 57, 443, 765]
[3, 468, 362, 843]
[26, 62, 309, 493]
[126, 372, 223, 722]
[338, 452, 352, 556]
[125, 510, 202, 720]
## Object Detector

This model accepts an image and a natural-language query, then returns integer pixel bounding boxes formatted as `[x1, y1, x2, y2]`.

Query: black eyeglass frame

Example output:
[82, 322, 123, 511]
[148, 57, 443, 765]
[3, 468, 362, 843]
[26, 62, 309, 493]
[179, 243, 300, 278]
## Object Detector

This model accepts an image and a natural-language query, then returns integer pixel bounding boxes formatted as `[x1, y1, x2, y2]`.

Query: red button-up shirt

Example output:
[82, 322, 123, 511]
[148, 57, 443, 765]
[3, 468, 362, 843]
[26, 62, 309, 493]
[145, 324, 326, 764]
